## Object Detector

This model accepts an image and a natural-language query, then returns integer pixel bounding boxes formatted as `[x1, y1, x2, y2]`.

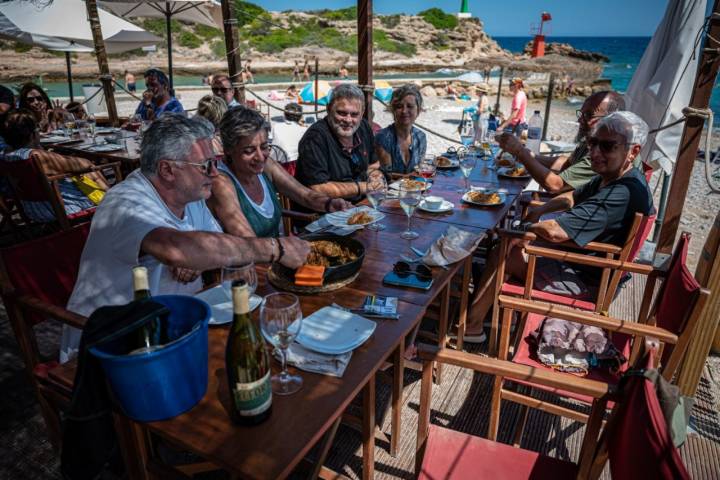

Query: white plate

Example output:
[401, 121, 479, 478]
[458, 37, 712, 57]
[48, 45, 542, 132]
[296, 306, 376, 354]
[497, 166, 530, 179]
[389, 179, 431, 192]
[435, 156, 459, 169]
[418, 199, 454, 213]
[194, 285, 261, 326]
[95, 127, 120, 134]
[462, 189, 507, 206]
[40, 136, 76, 144]
[84, 144, 124, 153]
[325, 206, 385, 228]
[49, 129, 78, 136]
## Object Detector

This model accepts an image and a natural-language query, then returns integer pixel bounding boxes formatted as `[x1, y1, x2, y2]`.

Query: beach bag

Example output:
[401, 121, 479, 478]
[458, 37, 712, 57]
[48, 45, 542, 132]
[71, 175, 105, 205]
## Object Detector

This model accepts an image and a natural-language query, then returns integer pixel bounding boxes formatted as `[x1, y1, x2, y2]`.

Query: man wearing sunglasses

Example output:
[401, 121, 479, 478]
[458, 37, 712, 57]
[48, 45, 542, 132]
[61, 114, 310, 363]
[466, 111, 654, 342]
[496, 90, 626, 194]
[211, 73, 240, 108]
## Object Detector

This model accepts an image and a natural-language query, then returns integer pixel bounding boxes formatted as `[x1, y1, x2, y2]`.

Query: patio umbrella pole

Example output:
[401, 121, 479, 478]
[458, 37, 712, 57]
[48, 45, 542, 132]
[357, 0, 373, 121]
[494, 67, 504, 114]
[314, 58, 319, 118]
[220, 0, 244, 103]
[542, 73, 554, 141]
[85, 0, 119, 126]
[165, 6, 173, 90]
[65, 52, 74, 102]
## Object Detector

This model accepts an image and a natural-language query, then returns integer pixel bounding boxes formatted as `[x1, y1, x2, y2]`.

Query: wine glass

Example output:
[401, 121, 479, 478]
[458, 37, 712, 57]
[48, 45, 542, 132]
[399, 183, 422, 240]
[222, 263, 258, 304]
[456, 147, 469, 193]
[366, 169, 387, 231]
[62, 112, 76, 138]
[417, 157, 437, 181]
[460, 155, 477, 194]
[86, 115, 96, 143]
[260, 293, 303, 395]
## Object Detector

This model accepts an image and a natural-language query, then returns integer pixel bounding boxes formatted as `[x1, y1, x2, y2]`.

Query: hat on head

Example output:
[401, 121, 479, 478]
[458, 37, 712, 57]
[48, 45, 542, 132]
[476, 83, 490, 94]
[144, 68, 169, 86]
[510, 77, 524, 88]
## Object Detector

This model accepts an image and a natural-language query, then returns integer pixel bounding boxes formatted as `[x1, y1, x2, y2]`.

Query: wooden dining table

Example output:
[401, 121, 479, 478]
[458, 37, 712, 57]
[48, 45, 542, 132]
[48, 155, 531, 479]
[43, 129, 141, 176]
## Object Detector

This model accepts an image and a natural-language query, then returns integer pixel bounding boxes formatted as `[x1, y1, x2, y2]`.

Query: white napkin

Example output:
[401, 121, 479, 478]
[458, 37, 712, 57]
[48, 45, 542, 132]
[274, 342, 352, 377]
[422, 226, 483, 267]
[304, 215, 363, 236]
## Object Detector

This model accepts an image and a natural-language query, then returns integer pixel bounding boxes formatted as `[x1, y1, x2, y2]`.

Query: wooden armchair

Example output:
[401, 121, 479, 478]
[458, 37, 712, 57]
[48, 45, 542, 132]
[485, 233, 709, 450]
[415, 346, 690, 479]
[0, 151, 122, 231]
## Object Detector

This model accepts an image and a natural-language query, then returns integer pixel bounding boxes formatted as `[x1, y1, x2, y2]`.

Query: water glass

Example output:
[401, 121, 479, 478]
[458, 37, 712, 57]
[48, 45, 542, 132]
[366, 169, 387, 231]
[399, 183, 422, 240]
[260, 293, 303, 395]
[222, 263, 258, 297]
[460, 155, 477, 193]
[87, 115, 96, 142]
[62, 112, 76, 138]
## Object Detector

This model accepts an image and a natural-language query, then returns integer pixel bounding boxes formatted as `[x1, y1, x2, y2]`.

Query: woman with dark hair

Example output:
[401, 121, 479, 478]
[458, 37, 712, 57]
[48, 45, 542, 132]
[18, 82, 60, 133]
[374, 84, 427, 174]
[0, 109, 110, 223]
[208, 107, 350, 238]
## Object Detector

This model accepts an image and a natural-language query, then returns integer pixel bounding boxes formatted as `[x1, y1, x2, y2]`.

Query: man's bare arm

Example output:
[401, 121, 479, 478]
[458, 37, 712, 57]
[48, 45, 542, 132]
[515, 148, 572, 194]
[529, 220, 571, 243]
[524, 190, 574, 223]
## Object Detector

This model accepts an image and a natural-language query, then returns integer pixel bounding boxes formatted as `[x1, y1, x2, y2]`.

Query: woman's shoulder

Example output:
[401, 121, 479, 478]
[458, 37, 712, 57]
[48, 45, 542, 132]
[375, 124, 395, 142]
[412, 126, 426, 140]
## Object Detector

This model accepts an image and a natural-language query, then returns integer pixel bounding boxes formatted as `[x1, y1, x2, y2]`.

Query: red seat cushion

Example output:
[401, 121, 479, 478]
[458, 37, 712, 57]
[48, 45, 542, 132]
[501, 281, 596, 310]
[507, 312, 631, 404]
[419, 424, 578, 480]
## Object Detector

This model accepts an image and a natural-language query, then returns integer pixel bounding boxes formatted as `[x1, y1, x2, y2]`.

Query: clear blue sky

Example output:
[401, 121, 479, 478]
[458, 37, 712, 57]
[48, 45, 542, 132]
[255, 0, 669, 36]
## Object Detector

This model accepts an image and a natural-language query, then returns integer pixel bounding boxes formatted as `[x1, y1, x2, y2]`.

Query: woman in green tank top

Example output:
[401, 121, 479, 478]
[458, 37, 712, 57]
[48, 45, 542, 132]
[207, 107, 353, 238]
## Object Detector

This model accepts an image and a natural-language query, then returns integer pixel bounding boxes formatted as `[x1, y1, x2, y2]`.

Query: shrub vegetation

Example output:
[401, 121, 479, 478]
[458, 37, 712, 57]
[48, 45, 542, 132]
[418, 8, 458, 30]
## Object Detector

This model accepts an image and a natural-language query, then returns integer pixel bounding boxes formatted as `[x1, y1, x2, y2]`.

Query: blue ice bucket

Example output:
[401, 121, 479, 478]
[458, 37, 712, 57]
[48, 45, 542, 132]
[89, 295, 211, 422]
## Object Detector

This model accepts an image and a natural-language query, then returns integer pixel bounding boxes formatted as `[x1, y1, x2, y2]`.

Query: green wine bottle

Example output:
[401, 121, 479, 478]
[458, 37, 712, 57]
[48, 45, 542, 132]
[131, 266, 167, 352]
[226, 280, 272, 425]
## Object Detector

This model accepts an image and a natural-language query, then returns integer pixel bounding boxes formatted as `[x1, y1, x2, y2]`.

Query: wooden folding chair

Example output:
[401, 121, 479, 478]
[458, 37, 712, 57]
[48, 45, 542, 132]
[415, 347, 690, 479]
[487, 233, 709, 449]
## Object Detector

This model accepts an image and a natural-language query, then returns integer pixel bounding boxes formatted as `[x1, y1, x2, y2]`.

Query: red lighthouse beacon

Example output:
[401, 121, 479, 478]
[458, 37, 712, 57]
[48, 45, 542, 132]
[531, 12, 552, 58]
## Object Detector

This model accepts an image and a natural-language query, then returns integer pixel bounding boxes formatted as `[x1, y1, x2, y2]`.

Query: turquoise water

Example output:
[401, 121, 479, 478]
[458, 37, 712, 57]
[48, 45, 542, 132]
[494, 36, 720, 116]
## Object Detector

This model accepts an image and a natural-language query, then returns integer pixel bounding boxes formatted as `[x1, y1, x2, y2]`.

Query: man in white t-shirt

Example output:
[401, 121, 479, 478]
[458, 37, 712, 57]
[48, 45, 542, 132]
[271, 102, 307, 162]
[62, 114, 310, 362]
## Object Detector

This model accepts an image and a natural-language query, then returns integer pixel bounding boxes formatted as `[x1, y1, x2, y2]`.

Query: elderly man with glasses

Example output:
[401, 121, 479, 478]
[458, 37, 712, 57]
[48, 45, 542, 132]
[496, 90, 629, 194]
[134, 68, 185, 121]
[211, 73, 240, 108]
[61, 114, 310, 363]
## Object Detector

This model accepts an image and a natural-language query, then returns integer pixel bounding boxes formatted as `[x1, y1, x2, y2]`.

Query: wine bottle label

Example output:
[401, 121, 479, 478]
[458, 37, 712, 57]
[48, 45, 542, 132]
[233, 370, 272, 416]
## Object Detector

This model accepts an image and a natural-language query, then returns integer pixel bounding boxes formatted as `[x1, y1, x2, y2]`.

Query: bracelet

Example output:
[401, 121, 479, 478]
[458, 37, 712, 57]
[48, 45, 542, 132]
[269, 238, 277, 262]
[324, 197, 333, 213]
[354, 180, 361, 196]
[277, 237, 285, 262]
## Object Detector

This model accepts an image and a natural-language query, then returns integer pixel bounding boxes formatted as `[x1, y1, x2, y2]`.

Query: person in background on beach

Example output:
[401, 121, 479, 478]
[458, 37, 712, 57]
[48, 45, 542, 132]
[211, 73, 239, 108]
[134, 68, 184, 121]
[464, 111, 654, 343]
[473, 83, 491, 143]
[498, 77, 527, 135]
[124, 70, 136, 92]
[292, 60, 301, 82]
[339, 65, 349, 79]
[208, 107, 350, 238]
[196, 94, 227, 156]
[496, 91, 627, 194]
[65, 101, 87, 121]
[242, 59, 254, 84]
[285, 85, 298, 100]
[374, 84, 427, 174]
[271, 103, 307, 173]
[566, 76, 575, 96]
[296, 83, 382, 202]
[18, 82, 63, 133]
[202, 74, 210, 86]
[303, 60, 311, 81]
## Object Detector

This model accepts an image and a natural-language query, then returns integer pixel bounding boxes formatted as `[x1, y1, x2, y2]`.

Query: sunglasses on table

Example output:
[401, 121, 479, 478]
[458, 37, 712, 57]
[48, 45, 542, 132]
[586, 137, 629, 154]
[171, 158, 218, 175]
[393, 261, 432, 282]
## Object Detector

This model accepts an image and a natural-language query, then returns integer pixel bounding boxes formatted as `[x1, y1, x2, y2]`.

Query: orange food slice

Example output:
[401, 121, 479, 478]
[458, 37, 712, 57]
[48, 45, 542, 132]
[295, 264, 325, 286]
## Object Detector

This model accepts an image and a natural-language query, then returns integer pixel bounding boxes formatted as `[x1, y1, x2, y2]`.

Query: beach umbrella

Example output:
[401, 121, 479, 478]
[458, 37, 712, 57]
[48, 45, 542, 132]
[624, 0, 707, 175]
[0, 0, 159, 100]
[299, 80, 331, 106]
[457, 71, 485, 84]
[98, 0, 223, 88]
[374, 80, 393, 103]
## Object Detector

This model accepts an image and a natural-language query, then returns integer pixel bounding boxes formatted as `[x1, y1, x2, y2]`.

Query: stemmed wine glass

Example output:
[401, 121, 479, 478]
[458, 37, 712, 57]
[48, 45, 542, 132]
[222, 263, 259, 305]
[86, 115, 97, 143]
[260, 293, 303, 395]
[455, 146, 469, 193]
[460, 155, 477, 194]
[417, 156, 437, 181]
[399, 183, 422, 240]
[366, 169, 387, 231]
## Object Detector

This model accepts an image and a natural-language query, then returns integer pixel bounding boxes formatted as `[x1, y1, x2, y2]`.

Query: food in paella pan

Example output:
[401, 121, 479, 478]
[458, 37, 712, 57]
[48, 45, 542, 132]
[467, 190, 502, 204]
[506, 166, 528, 177]
[306, 240, 359, 267]
[495, 152, 515, 167]
[436, 155, 453, 167]
[399, 178, 426, 190]
[347, 211, 374, 225]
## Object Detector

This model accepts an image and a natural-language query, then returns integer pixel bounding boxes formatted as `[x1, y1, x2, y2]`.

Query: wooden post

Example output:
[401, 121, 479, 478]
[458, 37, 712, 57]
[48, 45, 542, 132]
[65, 52, 74, 102]
[357, 0, 373, 121]
[85, 0, 119, 126]
[494, 67, 504, 114]
[314, 57, 319, 118]
[657, 1, 720, 254]
[220, 0, 245, 104]
[542, 73, 554, 141]
[165, 11, 174, 90]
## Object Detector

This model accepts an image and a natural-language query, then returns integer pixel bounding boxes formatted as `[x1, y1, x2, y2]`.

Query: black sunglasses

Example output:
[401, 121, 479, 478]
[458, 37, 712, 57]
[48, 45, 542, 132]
[586, 137, 629, 154]
[393, 261, 432, 282]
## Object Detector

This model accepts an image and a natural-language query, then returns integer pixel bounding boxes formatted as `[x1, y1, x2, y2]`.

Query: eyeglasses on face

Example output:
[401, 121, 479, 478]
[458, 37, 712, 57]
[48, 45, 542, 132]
[393, 261, 432, 281]
[26, 95, 44, 104]
[575, 109, 604, 122]
[171, 157, 218, 175]
[586, 137, 629, 154]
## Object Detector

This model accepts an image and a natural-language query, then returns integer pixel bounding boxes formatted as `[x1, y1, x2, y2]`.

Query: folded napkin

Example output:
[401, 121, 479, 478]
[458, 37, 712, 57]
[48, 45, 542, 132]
[304, 215, 363, 236]
[274, 342, 352, 377]
[422, 226, 483, 267]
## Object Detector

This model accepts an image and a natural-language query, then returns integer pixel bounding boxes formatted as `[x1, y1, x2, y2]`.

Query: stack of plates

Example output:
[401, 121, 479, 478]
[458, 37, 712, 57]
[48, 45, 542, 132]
[194, 285, 262, 325]
[296, 306, 376, 354]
